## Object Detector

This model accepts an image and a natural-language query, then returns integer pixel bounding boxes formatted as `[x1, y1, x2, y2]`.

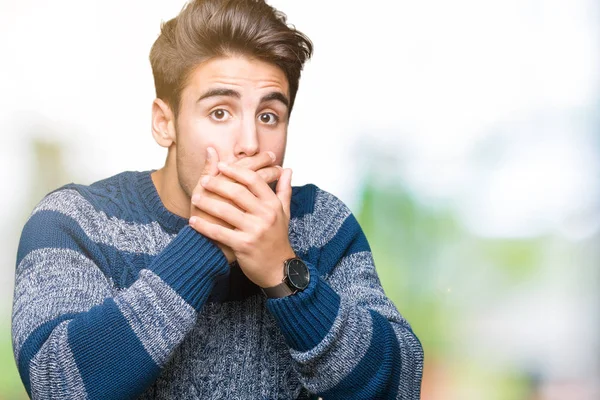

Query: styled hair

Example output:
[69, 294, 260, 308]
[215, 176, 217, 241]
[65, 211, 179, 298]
[149, 0, 313, 117]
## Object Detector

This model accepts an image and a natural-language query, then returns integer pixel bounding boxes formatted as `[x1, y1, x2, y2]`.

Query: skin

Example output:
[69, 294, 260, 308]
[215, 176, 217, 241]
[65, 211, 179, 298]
[150, 55, 296, 288]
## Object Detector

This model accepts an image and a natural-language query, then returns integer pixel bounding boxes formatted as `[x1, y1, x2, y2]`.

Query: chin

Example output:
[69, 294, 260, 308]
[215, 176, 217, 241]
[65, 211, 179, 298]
[178, 176, 195, 199]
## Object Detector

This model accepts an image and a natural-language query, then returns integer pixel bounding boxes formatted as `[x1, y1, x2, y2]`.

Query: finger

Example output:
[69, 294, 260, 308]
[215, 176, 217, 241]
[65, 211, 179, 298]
[203, 147, 219, 177]
[190, 204, 235, 229]
[256, 166, 282, 184]
[193, 147, 220, 197]
[276, 168, 293, 219]
[189, 216, 241, 248]
[218, 162, 274, 200]
[200, 175, 262, 213]
[191, 193, 251, 231]
[233, 151, 277, 172]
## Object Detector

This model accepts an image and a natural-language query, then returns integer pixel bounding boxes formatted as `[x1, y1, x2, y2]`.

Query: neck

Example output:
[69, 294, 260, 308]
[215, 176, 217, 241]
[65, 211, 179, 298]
[151, 150, 191, 219]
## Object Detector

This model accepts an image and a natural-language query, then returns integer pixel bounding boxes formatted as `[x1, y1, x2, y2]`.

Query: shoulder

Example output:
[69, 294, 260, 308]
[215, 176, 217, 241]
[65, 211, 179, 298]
[32, 170, 146, 222]
[289, 184, 359, 254]
[17, 171, 154, 267]
[290, 184, 352, 222]
[290, 185, 371, 277]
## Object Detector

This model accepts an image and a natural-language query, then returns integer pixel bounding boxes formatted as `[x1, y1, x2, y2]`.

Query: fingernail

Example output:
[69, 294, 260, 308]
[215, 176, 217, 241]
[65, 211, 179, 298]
[200, 176, 209, 186]
[191, 194, 201, 204]
[189, 216, 197, 225]
[206, 147, 212, 161]
[218, 162, 228, 170]
[267, 151, 276, 162]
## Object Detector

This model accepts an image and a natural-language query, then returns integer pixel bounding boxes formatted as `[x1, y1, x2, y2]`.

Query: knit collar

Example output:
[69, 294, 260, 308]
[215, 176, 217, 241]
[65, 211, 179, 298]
[136, 170, 189, 234]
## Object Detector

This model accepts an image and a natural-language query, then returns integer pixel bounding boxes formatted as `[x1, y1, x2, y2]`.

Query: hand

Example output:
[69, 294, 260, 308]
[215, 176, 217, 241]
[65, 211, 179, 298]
[189, 162, 296, 288]
[189, 148, 282, 263]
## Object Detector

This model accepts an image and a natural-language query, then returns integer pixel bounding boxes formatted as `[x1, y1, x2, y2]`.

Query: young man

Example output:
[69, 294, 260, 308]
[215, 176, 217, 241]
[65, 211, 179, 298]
[12, 0, 423, 398]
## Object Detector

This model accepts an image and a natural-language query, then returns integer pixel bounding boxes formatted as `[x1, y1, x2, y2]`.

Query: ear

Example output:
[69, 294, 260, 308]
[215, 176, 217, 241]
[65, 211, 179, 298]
[151, 98, 177, 148]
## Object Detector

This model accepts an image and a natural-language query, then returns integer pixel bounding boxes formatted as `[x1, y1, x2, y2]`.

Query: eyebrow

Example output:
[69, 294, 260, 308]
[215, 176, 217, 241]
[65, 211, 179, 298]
[197, 88, 240, 102]
[196, 88, 289, 109]
[260, 92, 289, 109]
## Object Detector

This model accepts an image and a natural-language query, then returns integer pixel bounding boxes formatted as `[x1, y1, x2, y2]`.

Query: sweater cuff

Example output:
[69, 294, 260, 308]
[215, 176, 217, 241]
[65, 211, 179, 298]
[148, 225, 229, 311]
[266, 263, 341, 352]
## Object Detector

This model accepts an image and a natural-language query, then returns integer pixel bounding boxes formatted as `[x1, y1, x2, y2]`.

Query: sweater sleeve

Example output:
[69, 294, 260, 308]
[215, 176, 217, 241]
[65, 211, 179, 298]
[266, 189, 424, 399]
[12, 189, 229, 399]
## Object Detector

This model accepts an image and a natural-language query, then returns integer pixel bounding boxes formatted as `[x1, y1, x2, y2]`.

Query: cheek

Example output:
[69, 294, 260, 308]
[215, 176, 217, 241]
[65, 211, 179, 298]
[178, 117, 227, 156]
[260, 135, 287, 165]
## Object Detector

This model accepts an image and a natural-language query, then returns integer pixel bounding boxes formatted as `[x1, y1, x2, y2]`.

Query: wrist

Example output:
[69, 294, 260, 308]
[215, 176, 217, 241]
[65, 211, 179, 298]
[260, 268, 285, 289]
[259, 248, 296, 288]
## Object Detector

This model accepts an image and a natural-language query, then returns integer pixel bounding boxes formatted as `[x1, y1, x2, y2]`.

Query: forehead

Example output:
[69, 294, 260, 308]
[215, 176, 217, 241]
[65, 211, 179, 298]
[183, 55, 289, 99]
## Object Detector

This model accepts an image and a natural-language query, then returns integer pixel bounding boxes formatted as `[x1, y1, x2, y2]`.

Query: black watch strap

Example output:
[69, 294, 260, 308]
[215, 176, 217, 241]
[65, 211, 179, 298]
[261, 282, 296, 298]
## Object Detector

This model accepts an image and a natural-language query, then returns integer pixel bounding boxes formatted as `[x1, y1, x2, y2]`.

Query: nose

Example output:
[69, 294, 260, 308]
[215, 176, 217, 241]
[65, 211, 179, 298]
[234, 116, 259, 158]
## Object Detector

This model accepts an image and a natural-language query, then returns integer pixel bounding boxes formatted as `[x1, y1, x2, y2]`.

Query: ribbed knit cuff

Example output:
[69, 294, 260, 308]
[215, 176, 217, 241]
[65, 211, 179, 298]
[149, 226, 229, 311]
[266, 263, 341, 352]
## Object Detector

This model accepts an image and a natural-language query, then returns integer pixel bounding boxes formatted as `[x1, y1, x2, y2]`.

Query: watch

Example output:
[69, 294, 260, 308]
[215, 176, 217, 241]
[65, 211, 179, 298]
[261, 257, 310, 298]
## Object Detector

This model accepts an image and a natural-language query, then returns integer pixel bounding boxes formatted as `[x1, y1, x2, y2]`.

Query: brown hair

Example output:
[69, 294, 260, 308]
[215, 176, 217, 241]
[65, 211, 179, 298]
[149, 0, 313, 117]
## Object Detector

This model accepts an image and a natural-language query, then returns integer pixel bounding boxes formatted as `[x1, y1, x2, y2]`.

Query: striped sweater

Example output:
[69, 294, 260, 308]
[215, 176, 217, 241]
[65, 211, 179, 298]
[12, 170, 423, 399]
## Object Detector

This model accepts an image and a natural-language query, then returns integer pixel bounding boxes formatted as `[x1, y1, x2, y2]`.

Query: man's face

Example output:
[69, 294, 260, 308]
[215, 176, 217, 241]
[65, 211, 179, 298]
[174, 55, 290, 197]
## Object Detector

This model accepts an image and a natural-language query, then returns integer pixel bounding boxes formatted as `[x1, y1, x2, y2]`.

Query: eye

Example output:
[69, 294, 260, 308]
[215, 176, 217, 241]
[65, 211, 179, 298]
[258, 112, 278, 125]
[209, 109, 232, 121]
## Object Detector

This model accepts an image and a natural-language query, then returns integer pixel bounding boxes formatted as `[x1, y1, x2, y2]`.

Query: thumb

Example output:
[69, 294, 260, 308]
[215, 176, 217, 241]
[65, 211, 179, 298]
[276, 168, 293, 219]
[202, 147, 220, 177]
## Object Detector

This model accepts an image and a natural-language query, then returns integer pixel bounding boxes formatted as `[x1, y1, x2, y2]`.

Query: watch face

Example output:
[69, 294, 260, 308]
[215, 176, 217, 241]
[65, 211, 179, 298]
[286, 258, 310, 290]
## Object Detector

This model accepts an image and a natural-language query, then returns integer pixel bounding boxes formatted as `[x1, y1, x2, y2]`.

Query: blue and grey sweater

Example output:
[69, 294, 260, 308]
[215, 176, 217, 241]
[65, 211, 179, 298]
[12, 170, 423, 399]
